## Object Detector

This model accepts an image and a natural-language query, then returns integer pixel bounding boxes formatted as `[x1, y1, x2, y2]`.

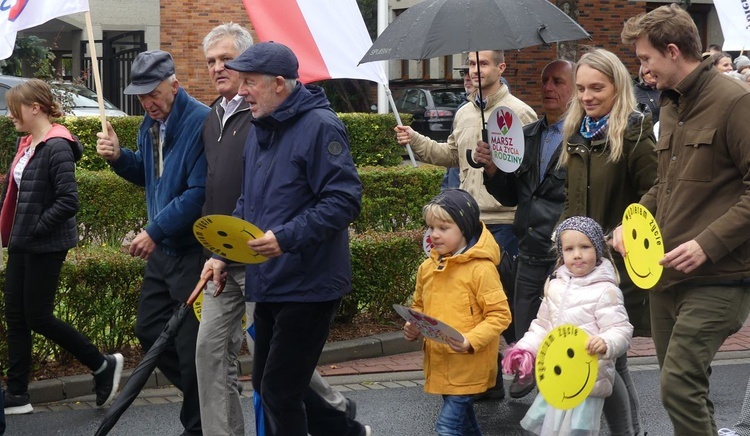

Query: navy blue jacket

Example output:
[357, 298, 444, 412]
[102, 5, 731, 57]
[235, 83, 362, 302]
[111, 87, 209, 255]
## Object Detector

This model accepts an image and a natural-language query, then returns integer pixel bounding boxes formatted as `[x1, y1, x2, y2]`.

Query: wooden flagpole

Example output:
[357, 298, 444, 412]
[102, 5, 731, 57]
[83, 11, 107, 134]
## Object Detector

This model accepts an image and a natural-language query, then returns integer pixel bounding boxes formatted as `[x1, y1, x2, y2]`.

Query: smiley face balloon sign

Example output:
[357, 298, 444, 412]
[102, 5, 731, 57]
[535, 324, 598, 410]
[193, 215, 268, 264]
[622, 203, 664, 289]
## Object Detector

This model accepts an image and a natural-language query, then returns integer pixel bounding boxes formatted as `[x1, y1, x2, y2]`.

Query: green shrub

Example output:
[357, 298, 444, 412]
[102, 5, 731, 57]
[340, 229, 424, 322]
[1, 113, 410, 173]
[77, 169, 147, 246]
[339, 112, 412, 167]
[0, 116, 143, 173]
[354, 164, 445, 232]
[0, 246, 144, 367]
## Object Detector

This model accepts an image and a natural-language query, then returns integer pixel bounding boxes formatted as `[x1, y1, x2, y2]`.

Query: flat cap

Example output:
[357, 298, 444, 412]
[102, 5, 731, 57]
[225, 42, 299, 79]
[124, 50, 175, 95]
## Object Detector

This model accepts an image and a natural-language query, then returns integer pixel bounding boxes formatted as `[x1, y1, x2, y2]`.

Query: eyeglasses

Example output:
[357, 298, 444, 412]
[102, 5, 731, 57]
[458, 70, 469, 77]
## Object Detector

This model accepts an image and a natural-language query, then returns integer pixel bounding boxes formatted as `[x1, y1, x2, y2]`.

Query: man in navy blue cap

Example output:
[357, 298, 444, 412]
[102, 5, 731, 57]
[202, 41, 368, 436]
[96, 49, 209, 436]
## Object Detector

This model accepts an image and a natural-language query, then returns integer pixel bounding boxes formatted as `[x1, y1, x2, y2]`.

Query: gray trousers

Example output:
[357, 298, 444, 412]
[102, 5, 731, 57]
[196, 265, 349, 436]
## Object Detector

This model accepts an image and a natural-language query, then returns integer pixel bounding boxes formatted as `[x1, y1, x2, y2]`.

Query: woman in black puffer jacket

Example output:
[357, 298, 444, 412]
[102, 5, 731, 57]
[0, 79, 123, 415]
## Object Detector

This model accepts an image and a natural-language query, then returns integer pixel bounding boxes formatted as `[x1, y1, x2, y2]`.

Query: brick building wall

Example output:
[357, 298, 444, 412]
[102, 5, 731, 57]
[505, 0, 648, 114]
[160, 0, 648, 112]
[160, 0, 255, 105]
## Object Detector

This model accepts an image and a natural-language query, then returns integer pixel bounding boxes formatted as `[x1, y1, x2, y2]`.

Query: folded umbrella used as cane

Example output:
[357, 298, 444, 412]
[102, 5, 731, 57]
[95, 276, 223, 436]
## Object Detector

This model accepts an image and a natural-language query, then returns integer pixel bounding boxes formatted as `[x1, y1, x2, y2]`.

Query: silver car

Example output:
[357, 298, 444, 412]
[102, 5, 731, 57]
[0, 75, 128, 117]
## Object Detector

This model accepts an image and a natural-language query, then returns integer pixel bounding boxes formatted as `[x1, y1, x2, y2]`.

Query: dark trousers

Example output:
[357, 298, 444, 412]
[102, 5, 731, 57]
[4, 250, 104, 395]
[651, 283, 750, 435]
[486, 223, 518, 345]
[135, 248, 202, 434]
[513, 256, 555, 339]
[253, 299, 363, 436]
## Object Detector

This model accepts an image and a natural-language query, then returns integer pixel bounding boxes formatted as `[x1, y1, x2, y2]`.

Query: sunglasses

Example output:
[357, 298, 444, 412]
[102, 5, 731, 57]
[458, 70, 469, 77]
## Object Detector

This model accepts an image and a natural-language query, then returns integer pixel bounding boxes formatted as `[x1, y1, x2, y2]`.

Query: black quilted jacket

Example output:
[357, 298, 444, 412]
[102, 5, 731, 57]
[0, 133, 83, 253]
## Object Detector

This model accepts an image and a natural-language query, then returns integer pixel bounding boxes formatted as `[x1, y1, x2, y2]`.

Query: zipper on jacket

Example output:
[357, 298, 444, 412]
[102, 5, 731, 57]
[216, 105, 250, 142]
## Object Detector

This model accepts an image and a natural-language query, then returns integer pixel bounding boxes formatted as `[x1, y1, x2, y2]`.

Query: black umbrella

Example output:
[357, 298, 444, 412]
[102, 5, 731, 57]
[360, 0, 590, 166]
[94, 277, 222, 436]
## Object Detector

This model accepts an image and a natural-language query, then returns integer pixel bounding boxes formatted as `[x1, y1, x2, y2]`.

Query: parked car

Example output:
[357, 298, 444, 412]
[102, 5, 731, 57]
[392, 85, 466, 141]
[0, 75, 128, 117]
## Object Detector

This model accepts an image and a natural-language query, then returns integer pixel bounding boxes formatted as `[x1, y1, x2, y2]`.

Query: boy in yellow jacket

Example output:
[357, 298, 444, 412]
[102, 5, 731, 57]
[404, 188, 511, 435]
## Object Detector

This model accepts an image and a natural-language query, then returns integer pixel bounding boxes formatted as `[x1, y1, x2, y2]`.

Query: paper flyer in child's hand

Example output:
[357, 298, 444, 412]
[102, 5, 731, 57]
[392, 304, 464, 345]
[193, 215, 268, 264]
[621, 203, 664, 289]
[535, 324, 598, 410]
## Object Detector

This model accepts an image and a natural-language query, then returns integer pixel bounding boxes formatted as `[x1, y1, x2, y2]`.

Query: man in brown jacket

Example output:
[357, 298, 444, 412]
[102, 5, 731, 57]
[617, 5, 750, 435]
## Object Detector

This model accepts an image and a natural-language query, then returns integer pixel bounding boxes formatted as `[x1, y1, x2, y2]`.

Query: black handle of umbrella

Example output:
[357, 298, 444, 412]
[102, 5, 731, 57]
[466, 128, 489, 169]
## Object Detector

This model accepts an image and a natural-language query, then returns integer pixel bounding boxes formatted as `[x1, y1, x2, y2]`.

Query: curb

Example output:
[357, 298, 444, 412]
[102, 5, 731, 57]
[29, 331, 421, 405]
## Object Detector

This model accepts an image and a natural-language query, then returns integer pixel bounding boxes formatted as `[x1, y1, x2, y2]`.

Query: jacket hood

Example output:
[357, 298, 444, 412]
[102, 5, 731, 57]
[252, 83, 333, 148]
[428, 222, 500, 267]
[43, 123, 83, 161]
[623, 110, 654, 143]
[556, 258, 618, 287]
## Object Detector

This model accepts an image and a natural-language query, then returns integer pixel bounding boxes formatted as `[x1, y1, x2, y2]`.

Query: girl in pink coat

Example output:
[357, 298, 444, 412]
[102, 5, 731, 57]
[503, 216, 633, 435]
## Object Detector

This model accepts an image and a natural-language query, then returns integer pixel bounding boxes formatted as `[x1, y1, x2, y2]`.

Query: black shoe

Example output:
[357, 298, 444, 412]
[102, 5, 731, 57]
[93, 353, 124, 407]
[346, 397, 357, 420]
[4, 391, 33, 415]
[472, 377, 505, 402]
[509, 372, 535, 399]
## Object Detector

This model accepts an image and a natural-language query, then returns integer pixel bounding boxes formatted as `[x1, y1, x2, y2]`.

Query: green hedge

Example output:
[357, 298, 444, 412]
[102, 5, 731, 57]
[355, 164, 444, 232]
[341, 229, 424, 322]
[0, 116, 142, 173]
[77, 169, 147, 246]
[339, 112, 411, 167]
[0, 231, 428, 367]
[0, 246, 144, 366]
[0, 112, 413, 173]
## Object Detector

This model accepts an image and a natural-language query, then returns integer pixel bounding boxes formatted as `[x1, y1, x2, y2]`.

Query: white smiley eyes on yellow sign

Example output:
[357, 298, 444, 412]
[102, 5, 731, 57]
[622, 203, 664, 289]
[535, 324, 598, 410]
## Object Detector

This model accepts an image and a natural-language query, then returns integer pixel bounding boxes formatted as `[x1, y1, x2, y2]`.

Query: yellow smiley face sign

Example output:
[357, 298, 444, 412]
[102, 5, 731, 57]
[193, 215, 268, 264]
[535, 324, 598, 410]
[622, 203, 664, 289]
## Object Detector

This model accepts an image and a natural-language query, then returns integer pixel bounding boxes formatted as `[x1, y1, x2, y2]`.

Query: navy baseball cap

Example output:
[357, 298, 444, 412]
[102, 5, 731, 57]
[225, 42, 299, 79]
[124, 51, 175, 95]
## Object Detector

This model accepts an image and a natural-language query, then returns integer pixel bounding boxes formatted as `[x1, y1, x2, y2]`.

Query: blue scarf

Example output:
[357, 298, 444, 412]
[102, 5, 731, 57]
[579, 114, 610, 141]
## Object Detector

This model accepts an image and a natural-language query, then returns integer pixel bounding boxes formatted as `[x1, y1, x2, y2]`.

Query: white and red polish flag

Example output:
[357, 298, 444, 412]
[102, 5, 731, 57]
[243, 0, 387, 85]
[1, 0, 90, 60]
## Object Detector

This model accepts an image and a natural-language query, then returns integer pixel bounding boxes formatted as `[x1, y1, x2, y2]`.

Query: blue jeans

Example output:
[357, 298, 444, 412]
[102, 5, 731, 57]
[485, 223, 518, 258]
[441, 168, 460, 190]
[436, 395, 481, 436]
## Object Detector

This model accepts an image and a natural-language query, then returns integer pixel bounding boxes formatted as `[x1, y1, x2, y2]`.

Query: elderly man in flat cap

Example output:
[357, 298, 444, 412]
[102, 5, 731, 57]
[96, 50, 209, 436]
[202, 41, 368, 436]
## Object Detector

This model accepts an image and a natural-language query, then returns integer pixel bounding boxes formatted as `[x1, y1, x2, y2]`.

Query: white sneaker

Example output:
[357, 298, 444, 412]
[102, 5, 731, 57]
[719, 429, 739, 436]
[364, 424, 372, 436]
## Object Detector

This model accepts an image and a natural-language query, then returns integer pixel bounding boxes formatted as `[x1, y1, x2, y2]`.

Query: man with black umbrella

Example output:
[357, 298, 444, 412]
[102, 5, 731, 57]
[396, 49, 537, 400]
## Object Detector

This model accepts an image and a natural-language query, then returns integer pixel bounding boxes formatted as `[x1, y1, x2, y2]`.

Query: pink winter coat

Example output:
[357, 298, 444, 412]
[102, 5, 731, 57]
[514, 259, 633, 397]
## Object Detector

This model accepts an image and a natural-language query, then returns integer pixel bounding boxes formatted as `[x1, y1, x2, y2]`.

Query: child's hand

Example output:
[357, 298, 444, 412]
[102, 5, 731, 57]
[586, 336, 607, 355]
[447, 335, 472, 353]
[403, 322, 421, 341]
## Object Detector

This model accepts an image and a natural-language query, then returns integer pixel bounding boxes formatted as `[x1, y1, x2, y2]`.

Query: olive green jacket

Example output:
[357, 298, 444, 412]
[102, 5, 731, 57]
[561, 111, 657, 336]
[642, 57, 750, 291]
